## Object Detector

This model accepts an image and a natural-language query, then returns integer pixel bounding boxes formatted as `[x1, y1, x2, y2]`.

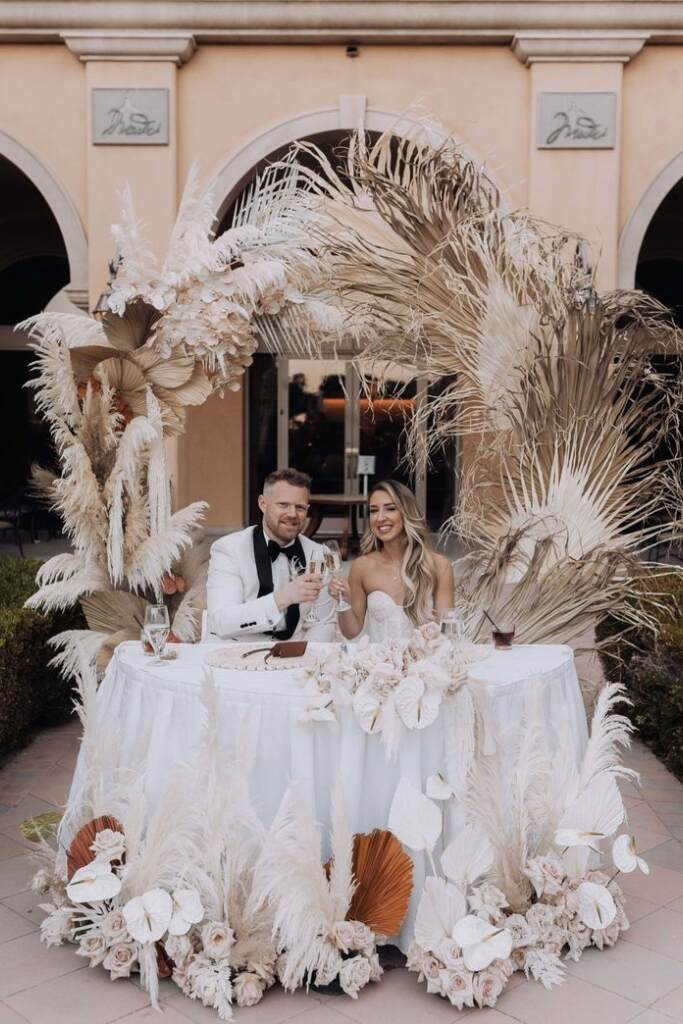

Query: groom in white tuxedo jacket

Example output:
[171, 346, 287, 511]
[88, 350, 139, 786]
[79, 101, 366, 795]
[206, 468, 335, 641]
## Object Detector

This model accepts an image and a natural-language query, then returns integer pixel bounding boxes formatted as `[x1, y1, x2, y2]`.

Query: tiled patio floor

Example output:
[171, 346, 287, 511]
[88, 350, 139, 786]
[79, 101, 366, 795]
[2, 723, 683, 1024]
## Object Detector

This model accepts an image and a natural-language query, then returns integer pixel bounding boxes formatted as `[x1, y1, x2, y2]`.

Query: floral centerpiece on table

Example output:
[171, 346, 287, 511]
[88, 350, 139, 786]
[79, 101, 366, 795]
[298, 623, 487, 758]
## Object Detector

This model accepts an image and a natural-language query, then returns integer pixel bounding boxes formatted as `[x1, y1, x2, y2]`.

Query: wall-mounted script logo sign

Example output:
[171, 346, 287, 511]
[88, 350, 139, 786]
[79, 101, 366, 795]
[537, 92, 616, 150]
[92, 89, 169, 146]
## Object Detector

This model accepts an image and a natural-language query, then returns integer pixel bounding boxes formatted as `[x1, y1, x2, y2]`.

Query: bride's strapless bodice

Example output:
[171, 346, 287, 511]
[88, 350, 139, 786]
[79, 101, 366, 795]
[365, 590, 414, 642]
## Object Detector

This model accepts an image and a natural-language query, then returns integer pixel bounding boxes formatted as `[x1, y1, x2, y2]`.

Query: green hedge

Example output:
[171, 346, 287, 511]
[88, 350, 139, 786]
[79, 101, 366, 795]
[0, 556, 85, 757]
[596, 571, 683, 782]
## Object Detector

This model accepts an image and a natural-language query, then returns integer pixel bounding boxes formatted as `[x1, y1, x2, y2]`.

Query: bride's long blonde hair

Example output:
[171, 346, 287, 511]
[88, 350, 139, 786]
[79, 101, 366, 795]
[360, 479, 438, 625]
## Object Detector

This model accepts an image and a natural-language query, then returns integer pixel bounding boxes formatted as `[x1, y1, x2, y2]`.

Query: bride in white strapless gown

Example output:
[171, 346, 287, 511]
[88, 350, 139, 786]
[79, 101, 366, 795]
[365, 590, 415, 641]
[327, 479, 455, 640]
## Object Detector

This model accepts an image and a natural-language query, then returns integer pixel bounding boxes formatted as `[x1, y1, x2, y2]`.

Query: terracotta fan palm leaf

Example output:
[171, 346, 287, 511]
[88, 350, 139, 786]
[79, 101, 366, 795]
[347, 830, 413, 938]
[67, 814, 124, 879]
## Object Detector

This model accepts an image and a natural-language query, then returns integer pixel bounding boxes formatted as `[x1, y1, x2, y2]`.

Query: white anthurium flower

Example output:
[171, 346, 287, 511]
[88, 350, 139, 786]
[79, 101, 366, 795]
[123, 888, 173, 944]
[394, 676, 441, 730]
[576, 881, 617, 930]
[612, 834, 650, 876]
[168, 886, 204, 936]
[451, 915, 513, 972]
[66, 860, 122, 904]
[425, 773, 455, 801]
[554, 828, 606, 853]
[353, 686, 383, 734]
[388, 779, 442, 852]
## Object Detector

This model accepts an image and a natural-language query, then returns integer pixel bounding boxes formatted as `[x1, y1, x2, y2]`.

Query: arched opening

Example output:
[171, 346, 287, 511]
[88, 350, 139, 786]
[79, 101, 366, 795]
[635, 177, 683, 327]
[0, 155, 71, 543]
[216, 129, 457, 534]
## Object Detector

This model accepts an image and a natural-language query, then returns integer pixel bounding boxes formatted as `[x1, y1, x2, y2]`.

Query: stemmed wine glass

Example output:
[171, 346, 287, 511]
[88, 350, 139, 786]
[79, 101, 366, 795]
[439, 608, 466, 644]
[323, 541, 351, 613]
[143, 604, 170, 664]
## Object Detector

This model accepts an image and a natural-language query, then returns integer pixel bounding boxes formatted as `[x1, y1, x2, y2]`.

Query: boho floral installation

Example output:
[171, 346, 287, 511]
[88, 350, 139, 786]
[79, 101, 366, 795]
[389, 681, 643, 1010]
[297, 621, 486, 759]
[18, 164, 340, 675]
[252, 779, 412, 998]
[272, 127, 683, 702]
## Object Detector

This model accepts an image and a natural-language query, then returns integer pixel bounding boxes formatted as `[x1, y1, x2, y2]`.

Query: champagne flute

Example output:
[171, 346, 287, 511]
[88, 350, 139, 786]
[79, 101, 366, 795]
[323, 541, 351, 613]
[144, 604, 170, 664]
[303, 554, 326, 624]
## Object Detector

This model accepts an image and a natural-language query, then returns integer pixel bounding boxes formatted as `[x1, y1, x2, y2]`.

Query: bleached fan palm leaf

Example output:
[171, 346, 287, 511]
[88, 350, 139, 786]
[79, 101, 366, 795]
[558, 774, 625, 840]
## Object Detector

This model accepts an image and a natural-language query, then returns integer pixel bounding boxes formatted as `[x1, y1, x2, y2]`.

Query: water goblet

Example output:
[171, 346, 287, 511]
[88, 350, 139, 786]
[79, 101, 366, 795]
[440, 608, 466, 644]
[143, 604, 170, 664]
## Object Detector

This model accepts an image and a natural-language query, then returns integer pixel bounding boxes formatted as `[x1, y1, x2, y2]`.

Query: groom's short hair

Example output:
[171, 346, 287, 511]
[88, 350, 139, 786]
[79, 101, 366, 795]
[262, 468, 312, 494]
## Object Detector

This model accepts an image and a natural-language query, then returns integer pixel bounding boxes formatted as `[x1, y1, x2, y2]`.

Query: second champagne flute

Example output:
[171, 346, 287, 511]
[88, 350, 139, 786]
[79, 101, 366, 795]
[323, 541, 351, 613]
[303, 554, 326, 624]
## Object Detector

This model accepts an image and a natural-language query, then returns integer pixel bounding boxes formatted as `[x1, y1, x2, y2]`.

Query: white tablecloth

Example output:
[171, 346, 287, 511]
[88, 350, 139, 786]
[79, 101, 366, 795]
[64, 641, 588, 950]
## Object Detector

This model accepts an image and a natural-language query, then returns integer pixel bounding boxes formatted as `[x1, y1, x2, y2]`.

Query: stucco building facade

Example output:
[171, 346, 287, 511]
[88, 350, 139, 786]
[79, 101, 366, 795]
[1, 2, 683, 532]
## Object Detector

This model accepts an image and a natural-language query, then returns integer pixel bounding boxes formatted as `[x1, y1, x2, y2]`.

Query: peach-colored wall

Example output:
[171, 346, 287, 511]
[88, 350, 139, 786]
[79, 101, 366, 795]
[529, 62, 622, 289]
[621, 47, 683, 233]
[177, 45, 530, 210]
[182, 391, 244, 527]
[0, 45, 85, 221]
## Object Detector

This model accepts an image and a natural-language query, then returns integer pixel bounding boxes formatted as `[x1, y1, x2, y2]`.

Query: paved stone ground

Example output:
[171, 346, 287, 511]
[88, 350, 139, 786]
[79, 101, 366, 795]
[1, 723, 683, 1024]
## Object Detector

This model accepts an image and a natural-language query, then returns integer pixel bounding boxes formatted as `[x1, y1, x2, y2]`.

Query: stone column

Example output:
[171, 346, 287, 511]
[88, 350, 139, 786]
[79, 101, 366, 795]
[513, 33, 647, 289]
[63, 32, 196, 507]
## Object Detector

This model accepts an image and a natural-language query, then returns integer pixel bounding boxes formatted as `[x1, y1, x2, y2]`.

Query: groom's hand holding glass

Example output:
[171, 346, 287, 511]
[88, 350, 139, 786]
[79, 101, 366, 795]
[274, 572, 323, 611]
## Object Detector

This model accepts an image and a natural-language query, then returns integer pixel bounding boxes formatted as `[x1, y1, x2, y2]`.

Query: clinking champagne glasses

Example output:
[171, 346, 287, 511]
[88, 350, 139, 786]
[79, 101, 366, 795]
[143, 603, 170, 664]
[323, 541, 351, 613]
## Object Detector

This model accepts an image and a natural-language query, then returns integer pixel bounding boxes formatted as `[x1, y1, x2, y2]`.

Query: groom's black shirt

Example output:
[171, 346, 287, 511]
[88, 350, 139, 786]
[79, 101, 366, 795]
[252, 525, 305, 640]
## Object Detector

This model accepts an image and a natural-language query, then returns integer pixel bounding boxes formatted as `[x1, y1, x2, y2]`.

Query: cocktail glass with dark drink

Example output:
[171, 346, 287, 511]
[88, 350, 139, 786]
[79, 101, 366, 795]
[492, 622, 515, 649]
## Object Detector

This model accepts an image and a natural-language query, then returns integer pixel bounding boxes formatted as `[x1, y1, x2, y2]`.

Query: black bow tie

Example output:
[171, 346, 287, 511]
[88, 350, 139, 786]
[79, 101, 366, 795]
[267, 539, 299, 563]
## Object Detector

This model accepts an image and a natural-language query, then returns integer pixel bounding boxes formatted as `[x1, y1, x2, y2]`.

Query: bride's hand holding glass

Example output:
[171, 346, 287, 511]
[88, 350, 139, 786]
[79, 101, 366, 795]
[323, 541, 352, 613]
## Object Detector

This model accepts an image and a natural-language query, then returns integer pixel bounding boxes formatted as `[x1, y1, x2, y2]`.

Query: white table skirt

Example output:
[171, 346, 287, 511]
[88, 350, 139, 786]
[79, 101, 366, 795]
[64, 641, 588, 951]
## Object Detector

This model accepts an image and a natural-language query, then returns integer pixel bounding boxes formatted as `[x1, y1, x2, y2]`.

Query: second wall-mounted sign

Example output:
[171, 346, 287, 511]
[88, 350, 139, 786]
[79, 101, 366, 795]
[92, 89, 169, 145]
[537, 92, 617, 150]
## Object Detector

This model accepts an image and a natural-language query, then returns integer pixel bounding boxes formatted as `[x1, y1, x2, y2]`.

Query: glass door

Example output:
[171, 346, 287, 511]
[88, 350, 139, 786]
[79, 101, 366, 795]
[246, 355, 457, 531]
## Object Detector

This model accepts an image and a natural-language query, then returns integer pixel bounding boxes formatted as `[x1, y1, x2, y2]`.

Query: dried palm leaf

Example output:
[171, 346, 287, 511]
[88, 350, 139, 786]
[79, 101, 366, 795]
[347, 830, 413, 937]
[67, 814, 124, 878]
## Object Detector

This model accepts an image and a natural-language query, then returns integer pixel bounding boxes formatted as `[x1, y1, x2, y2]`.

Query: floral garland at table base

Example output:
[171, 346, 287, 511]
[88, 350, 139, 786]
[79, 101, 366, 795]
[26, 661, 646, 1018]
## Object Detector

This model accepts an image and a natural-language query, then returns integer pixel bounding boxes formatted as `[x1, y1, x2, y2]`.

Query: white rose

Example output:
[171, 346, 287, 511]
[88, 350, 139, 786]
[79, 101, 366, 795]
[505, 913, 538, 949]
[339, 955, 372, 998]
[76, 928, 107, 966]
[473, 964, 507, 1007]
[405, 942, 426, 973]
[89, 829, 126, 863]
[526, 903, 557, 932]
[314, 957, 341, 987]
[165, 932, 193, 968]
[331, 920, 356, 952]
[350, 921, 375, 954]
[367, 952, 383, 983]
[100, 909, 128, 945]
[233, 971, 266, 1007]
[439, 964, 475, 1010]
[468, 883, 508, 914]
[201, 921, 235, 961]
[31, 869, 52, 895]
[524, 857, 565, 899]
[592, 920, 621, 949]
[102, 941, 137, 979]
[436, 937, 463, 969]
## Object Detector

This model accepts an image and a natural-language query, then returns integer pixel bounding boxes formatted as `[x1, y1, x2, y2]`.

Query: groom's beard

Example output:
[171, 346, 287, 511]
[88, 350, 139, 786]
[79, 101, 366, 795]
[262, 512, 304, 545]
